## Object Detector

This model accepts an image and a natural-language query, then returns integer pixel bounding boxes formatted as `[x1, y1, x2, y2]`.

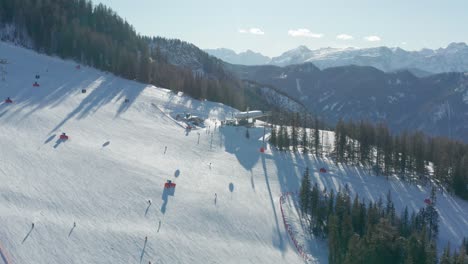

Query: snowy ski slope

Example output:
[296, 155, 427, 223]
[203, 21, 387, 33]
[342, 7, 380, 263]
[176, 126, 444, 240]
[0, 42, 467, 264]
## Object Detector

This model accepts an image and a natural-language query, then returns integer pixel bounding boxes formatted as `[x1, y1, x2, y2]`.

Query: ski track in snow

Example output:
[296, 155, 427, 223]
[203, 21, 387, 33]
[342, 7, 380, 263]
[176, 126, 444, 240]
[0, 42, 467, 263]
[0, 249, 9, 264]
[0, 42, 303, 264]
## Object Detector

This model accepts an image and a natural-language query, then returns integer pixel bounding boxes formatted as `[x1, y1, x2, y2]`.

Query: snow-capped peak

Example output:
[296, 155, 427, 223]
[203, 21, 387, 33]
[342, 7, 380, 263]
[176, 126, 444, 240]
[446, 42, 468, 51]
[268, 42, 468, 73]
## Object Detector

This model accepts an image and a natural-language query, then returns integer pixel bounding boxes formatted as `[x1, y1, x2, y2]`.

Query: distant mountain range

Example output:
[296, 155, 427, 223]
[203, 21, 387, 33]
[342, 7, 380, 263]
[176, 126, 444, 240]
[160, 43, 468, 141]
[227, 63, 468, 141]
[206, 43, 468, 75]
[204, 48, 270, 65]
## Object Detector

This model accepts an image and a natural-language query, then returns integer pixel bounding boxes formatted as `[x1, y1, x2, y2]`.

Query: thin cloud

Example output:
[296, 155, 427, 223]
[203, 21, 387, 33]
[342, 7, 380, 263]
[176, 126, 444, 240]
[336, 34, 353, 40]
[364, 35, 381, 42]
[288, 29, 323, 38]
[238, 28, 265, 35]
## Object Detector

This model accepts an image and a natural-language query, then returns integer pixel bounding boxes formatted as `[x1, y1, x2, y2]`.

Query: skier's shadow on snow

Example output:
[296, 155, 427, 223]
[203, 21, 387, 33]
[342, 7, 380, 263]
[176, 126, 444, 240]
[102, 141, 110, 147]
[22, 226, 34, 244]
[68, 225, 76, 237]
[161, 187, 175, 214]
[145, 203, 151, 216]
[139, 239, 147, 264]
[53, 138, 65, 148]
[0, 110, 7, 119]
[174, 169, 180, 177]
[44, 134, 56, 144]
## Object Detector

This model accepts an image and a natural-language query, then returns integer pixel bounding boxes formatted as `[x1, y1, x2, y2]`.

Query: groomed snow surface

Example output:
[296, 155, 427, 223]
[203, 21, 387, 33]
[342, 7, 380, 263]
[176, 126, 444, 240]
[0, 42, 467, 263]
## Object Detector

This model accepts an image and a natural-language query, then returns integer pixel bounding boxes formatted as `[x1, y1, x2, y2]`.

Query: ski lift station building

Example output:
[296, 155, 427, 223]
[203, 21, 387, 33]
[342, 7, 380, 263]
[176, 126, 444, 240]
[228, 110, 270, 126]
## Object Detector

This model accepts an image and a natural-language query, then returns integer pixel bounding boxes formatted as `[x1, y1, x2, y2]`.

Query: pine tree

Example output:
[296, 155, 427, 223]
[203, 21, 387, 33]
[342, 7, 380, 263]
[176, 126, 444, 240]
[302, 125, 308, 153]
[314, 117, 321, 156]
[316, 193, 328, 237]
[399, 132, 408, 176]
[382, 125, 394, 176]
[400, 206, 410, 237]
[340, 212, 354, 258]
[365, 218, 404, 264]
[278, 125, 284, 151]
[404, 252, 414, 264]
[283, 126, 290, 151]
[335, 119, 346, 162]
[440, 242, 452, 264]
[269, 125, 277, 147]
[328, 189, 335, 216]
[291, 113, 299, 152]
[300, 168, 311, 215]
[426, 242, 437, 264]
[344, 234, 364, 264]
[386, 190, 396, 224]
[456, 240, 467, 264]
[328, 214, 340, 264]
[359, 121, 371, 165]
[351, 194, 363, 235]
[464, 237, 468, 257]
[425, 187, 439, 240]
[310, 183, 320, 233]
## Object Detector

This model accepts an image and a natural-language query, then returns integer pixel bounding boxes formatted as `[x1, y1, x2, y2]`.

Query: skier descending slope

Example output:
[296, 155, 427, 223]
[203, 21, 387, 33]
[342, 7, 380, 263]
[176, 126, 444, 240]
[59, 132, 69, 140]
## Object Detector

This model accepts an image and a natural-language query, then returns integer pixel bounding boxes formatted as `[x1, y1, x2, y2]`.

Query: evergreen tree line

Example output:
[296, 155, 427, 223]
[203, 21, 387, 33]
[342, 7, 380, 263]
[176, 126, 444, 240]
[269, 111, 327, 156]
[267, 111, 467, 201]
[440, 239, 468, 264]
[299, 168, 467, 264]
[333, 119, 468, 200]
[0, 0, 250, 110]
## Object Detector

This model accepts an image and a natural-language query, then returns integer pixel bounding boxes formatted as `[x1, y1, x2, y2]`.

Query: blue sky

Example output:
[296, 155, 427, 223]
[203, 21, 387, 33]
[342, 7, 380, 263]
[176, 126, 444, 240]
[94, 0, 468, 57]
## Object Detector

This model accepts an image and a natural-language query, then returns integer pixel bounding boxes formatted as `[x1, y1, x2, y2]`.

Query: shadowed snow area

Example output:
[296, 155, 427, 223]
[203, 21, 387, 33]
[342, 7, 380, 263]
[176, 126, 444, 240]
[0, 42, 467, 264]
